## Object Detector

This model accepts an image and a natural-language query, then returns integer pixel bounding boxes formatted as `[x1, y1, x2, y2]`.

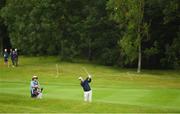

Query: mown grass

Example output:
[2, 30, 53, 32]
[0, 56, 180, 113]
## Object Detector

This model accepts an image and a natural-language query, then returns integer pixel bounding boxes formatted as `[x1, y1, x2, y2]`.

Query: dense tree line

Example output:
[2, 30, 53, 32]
[0, 0, 179, 70]
[0, 0, 11, 54]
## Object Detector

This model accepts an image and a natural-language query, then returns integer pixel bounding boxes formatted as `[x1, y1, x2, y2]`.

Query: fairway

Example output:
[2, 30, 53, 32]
[0, 56, 180, 113]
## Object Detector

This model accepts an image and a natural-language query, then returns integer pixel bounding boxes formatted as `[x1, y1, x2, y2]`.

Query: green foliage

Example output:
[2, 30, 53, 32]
[0, 0, 180, 69]
[160, 32, 180, 69]
[144, 0, 180, 68]
[163, 0, 179, 24]
[1, 0, 69, 55]
[107, 0, 147, 71]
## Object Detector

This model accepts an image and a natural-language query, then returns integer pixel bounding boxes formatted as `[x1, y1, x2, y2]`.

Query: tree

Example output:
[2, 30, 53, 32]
[0, 0, 10, 54]
[144, 0, 180, 69]
[80, 0, 121, 64]
[162, 0, 180, 68]
[107, 0, 148, 72]
[1, 0, 64, 55]
[1, 0, 179, 69]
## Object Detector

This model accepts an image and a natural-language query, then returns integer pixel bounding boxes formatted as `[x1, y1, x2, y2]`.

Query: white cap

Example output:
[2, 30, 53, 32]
[32, 75, 38, 79]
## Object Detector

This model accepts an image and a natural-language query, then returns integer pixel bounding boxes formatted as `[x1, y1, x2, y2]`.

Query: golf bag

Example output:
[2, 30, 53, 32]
[31, 87, 43, 98]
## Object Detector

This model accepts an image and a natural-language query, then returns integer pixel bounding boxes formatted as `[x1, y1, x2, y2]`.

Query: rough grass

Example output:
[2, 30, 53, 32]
[0, 56, 180, 113]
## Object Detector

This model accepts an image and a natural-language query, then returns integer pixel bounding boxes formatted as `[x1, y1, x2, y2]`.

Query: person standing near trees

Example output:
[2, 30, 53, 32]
[3, 48, 9, 67]
[10, 49, 15, 67]
[9, 48, 18, 67]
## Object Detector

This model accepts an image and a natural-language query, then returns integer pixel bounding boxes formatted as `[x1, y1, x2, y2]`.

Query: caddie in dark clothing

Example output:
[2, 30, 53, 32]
[10, 49, 15, 67]
[3, 49, 9, 67]
[78, 75, 92, 102]
[10, 49, 14, 66]
[12, 50, 18, 66]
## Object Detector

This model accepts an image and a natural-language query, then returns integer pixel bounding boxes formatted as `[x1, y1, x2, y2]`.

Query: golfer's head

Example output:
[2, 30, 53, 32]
[78, 77, 83, 81]
[32, 75, 38, 80]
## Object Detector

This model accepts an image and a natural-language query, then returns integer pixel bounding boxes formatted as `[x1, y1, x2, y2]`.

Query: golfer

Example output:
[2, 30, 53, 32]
[30, 75, 43, 99]
[78, 75, 92, 102]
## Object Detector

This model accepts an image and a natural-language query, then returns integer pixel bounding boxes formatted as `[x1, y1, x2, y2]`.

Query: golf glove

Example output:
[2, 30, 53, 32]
[88, 75, 91, 78]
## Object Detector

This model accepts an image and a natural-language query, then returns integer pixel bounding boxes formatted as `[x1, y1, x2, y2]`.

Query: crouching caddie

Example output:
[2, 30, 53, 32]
[30, 75, 43, 99]
[78, 75, 92, 102]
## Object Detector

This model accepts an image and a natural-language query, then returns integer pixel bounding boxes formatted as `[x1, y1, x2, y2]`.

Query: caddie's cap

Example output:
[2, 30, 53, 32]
[32, 75, 38, 79]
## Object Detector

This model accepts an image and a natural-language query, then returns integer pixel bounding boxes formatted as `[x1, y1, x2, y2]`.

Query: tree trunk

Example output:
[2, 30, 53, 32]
[137, 40, 141, 73]
[137, 0, 144, 73]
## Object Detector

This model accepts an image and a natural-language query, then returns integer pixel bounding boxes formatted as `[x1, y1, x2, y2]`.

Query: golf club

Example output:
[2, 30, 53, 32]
[82, 67, 91, 76]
